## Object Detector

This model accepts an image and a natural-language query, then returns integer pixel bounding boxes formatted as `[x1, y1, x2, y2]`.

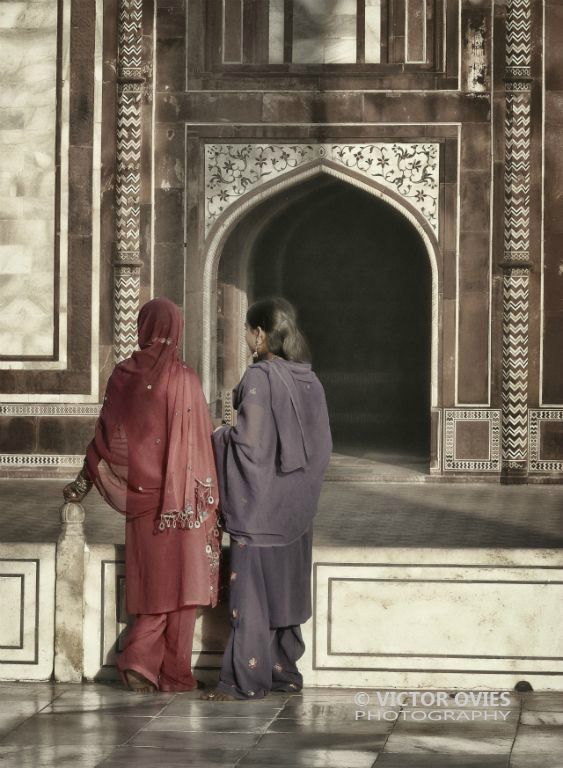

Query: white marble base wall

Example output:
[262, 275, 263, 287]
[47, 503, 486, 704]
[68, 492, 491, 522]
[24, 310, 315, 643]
[82, 543, 563, 690]
[303, 547, 563, 690]
[0, 542, 56, 681]
[83, 545, 129, 681]
[83, 544, 230, 681]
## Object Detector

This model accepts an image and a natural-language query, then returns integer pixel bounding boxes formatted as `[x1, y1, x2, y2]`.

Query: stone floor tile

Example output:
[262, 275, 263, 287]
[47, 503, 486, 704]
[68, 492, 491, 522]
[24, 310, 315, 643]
[252, 731, 388, 750]
[129, 728, 260, 750]
[0, 682, 61, 708]
[520, 710, 563, 726]
[372, 755, 509, 768]
[0, 712, 148, 747]
[266, 717, 393, 734]
[0, 744, 114, 768]
[146, 715, 270, 733]
[520, 692, 563, 711]
[509, 752, 563, 768]
[98, 745, 245, 767]
[0, 714, 32, 739]
[392, 710, 518, 727]
[159, 698, 284, 718]
[381, 731, 513, 755]
[42, 689, 172, 717]
[511, 724, 563, 753]
[238, 748, 379, 767]
[278, 702, 400, 720]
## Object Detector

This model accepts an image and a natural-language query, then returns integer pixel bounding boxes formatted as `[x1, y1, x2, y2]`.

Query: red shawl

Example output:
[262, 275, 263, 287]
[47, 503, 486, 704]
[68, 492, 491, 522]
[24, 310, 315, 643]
[85, 297, 219, 532]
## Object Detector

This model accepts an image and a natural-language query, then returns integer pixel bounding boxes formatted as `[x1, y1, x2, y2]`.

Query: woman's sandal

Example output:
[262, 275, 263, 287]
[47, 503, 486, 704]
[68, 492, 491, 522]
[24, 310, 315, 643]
[123, 669, 156, 694]
[200, 688, 237, 701]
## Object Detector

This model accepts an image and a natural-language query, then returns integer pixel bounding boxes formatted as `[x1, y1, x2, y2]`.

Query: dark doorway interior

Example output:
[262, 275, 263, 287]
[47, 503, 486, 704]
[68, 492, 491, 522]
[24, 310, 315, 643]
[219, 175, 432, 473]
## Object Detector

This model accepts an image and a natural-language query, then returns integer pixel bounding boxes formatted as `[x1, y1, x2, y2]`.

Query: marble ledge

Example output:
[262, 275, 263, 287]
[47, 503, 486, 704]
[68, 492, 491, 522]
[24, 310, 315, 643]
[0, 394, 100, 403]
[310, 546, 563, 567]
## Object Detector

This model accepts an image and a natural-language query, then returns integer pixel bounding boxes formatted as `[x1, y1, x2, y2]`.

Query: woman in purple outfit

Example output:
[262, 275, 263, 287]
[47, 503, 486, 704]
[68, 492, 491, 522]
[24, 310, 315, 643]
[202, 297, 332, 701]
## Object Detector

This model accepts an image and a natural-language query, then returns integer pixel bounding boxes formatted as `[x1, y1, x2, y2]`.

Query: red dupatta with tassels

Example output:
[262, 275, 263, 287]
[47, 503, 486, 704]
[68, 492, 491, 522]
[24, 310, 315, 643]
[85, 297, 219, 535]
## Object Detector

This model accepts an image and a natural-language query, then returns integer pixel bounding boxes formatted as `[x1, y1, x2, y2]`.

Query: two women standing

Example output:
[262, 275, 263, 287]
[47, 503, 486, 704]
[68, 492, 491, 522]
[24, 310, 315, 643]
[64, 296, 331, 698]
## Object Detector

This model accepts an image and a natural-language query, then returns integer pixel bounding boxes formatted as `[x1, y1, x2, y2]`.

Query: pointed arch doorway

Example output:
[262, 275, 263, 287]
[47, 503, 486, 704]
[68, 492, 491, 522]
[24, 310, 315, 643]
[213, 172, 435, 477]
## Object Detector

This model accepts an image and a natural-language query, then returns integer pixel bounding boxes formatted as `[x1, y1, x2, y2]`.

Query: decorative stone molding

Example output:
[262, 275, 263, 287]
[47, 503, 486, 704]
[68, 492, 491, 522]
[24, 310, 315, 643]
[501, 0, 532, 477]
[113, 0, 147, 363]
[205, 143, 440, 238]
[528, 410, 563, 473]
[0, 454, 84, 468]
[0, 404, 101, 417]
[443, 409, 501, 472]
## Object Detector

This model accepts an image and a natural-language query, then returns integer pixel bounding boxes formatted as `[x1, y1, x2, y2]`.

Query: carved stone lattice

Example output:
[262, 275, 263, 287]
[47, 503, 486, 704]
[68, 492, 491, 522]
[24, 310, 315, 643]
[501, 0, 532, 476]
[205, 143, 440, 237]
[114, 0, 145, 363]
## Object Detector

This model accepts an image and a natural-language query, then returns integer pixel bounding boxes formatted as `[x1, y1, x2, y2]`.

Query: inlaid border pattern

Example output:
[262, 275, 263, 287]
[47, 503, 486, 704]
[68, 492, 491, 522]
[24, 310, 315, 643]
[0, 405, 101, 417]
[205, 143, 440, 237]
[443, 409, 501, 472]
[313, 561, 563, 674]
[0, 454, 83, 468]
[528, 409, 563, 472]
[113, 0, 145, 363]
[501, 0, 532, 474]
[0, 558, 40, 666]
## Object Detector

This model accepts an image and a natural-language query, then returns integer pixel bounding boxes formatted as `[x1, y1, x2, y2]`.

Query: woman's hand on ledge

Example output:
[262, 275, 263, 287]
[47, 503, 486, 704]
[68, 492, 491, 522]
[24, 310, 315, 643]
[63, 463, 93, 503]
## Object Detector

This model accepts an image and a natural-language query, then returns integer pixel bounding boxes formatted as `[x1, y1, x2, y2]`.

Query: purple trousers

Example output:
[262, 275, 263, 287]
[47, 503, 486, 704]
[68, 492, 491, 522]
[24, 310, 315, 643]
[217, 527, 313, 699]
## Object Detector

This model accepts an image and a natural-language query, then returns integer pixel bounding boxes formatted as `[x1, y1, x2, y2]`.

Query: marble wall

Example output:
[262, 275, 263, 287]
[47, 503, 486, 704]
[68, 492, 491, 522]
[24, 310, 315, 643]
[0, 543, 56, 681]
[0, 1, 59, 359]
[292, 0, 358, 64]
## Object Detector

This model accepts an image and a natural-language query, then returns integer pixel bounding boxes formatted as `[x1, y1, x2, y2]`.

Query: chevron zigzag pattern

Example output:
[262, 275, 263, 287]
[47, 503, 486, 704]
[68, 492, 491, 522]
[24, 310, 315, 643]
[501, 274, 529, 462]
[502, 3, 531, 472]
[113, 0, 144, 363]
[506, 0, 531, 69]
[114, 270, 141, 363]
[504, 94, 530, 256]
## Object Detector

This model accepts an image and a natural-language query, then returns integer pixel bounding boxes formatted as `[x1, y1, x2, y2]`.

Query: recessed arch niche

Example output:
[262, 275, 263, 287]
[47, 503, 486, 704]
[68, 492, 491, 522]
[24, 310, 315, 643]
[201, 145, 442, 471]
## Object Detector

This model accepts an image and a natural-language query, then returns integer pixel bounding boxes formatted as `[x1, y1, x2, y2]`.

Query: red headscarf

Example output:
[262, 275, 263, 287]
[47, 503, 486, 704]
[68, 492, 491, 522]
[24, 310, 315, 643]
[86, 297, 219, 531]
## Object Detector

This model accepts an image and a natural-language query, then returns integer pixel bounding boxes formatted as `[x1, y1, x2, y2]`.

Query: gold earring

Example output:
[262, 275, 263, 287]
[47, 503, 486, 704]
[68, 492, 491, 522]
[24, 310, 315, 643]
[253, 338, 260, 360]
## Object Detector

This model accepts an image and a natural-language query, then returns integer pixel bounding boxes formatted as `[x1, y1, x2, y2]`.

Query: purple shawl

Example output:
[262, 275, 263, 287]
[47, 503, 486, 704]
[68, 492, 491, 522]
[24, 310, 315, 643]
[212, 358, 332, 546]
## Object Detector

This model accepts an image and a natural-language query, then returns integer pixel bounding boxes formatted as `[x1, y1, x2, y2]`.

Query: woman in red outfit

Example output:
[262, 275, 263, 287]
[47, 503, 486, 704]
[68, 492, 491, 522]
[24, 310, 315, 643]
[63, 297, 222, 692]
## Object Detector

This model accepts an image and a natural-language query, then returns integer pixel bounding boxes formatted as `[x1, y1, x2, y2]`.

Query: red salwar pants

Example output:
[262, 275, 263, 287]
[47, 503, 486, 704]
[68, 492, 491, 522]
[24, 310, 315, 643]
[116, 605, 198, 692]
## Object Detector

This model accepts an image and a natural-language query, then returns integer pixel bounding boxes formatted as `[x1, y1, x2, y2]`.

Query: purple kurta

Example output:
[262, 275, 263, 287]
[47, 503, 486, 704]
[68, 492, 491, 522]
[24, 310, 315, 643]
[212, 358, 332, 546]
[212, 358, 331, 698]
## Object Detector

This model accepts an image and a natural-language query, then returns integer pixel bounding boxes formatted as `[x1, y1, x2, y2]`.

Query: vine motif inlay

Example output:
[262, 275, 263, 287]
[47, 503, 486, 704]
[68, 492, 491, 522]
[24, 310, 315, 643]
[205, 143, 440, 237]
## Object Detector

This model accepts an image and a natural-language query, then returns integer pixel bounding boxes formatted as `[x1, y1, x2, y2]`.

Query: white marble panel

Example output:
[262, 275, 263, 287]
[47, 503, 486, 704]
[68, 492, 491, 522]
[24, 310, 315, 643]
[0, 2, 57, 29]
[0, 197, 23, 219]
[292, 0, 357, 64]
[0, 0, 70, 372]
[365, 0, 381, 63]
[0, 245, 33, 275]
[292, 37, 324, 64]
[329, 577, 563, 658]
[0, 575, 23, 647]
[0, 2, 58, 360]
[304, 547, 563, 690]
[323, 37, 357, 64]
[268, 0, 285, 64]
[0, 543, 56, 680]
